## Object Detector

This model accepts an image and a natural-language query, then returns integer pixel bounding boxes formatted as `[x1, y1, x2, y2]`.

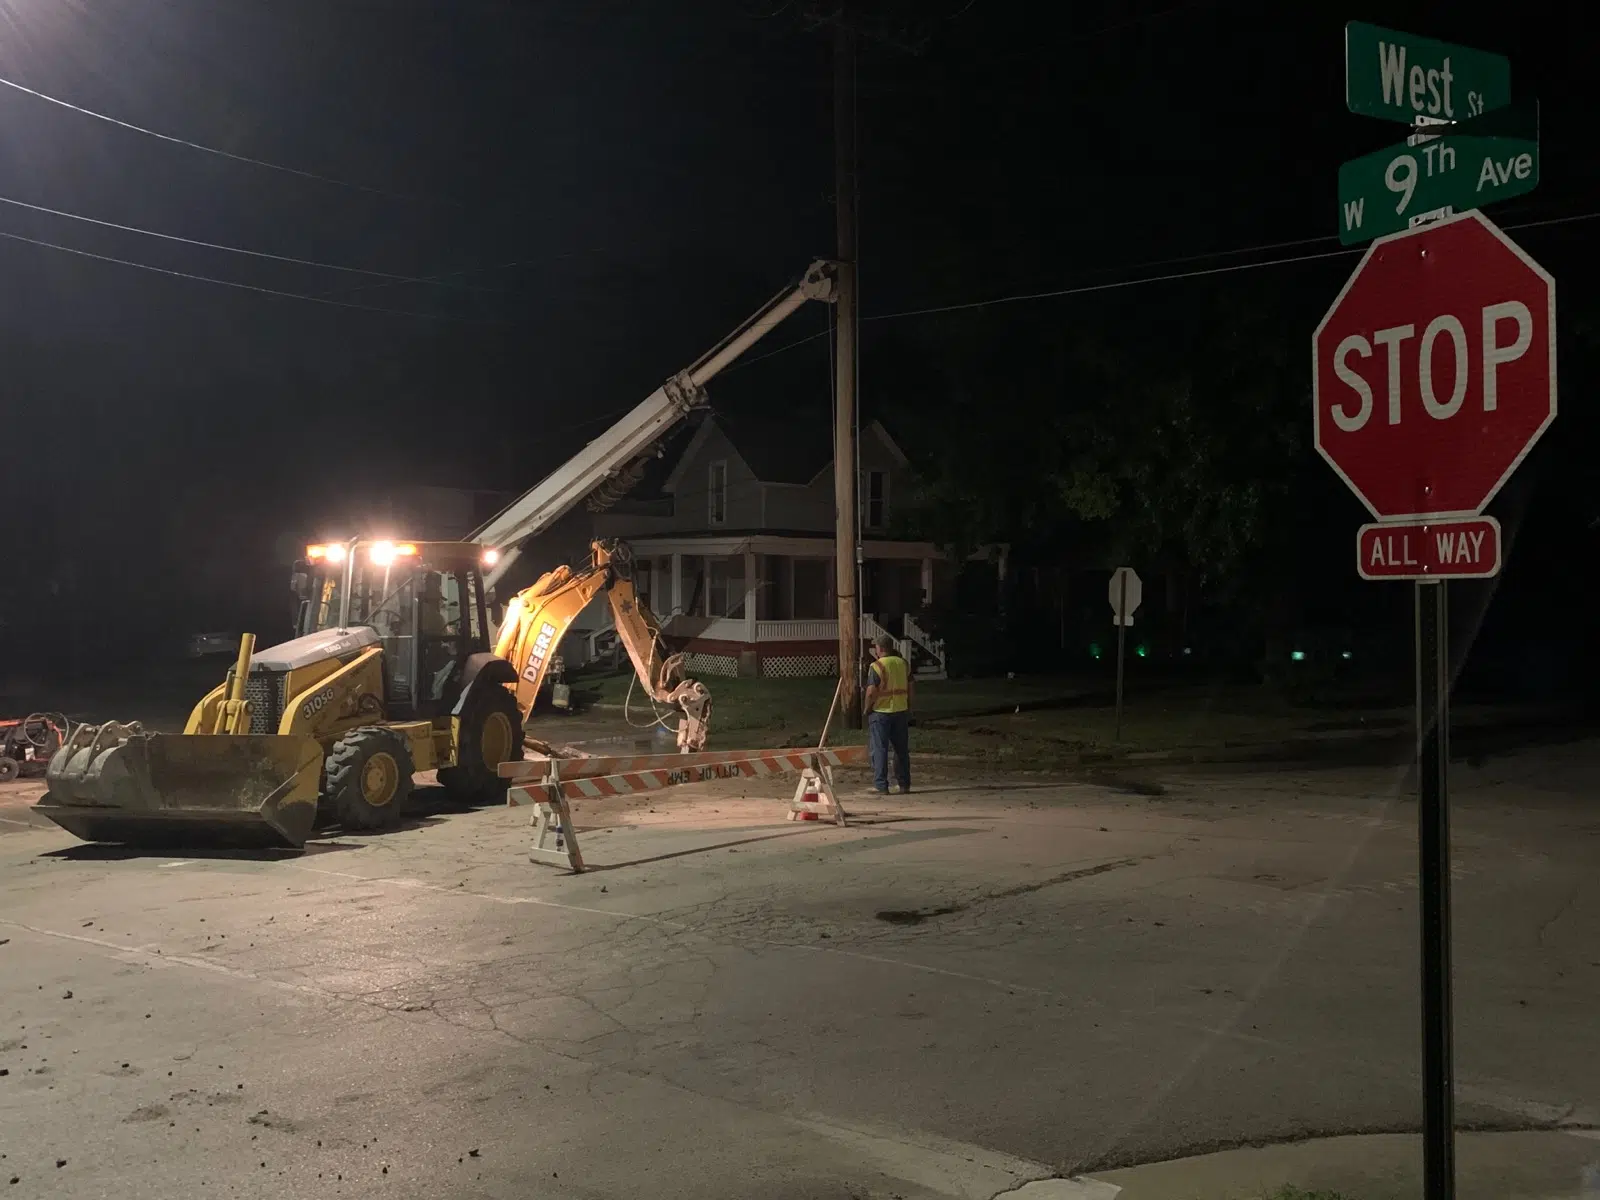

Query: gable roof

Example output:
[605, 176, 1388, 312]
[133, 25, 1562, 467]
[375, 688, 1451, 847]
[715, 410, 834, 484]
[803, 420, 910, 486]
[656, 412, 909, 493]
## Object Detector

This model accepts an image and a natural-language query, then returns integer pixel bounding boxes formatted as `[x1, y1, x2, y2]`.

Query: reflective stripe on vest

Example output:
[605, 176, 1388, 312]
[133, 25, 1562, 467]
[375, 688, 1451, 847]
[871, 655, 909, 713]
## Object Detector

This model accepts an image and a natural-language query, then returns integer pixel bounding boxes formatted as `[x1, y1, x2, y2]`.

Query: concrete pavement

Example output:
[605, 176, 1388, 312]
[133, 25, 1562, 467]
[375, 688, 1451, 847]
[2, 741, 1597, 1197]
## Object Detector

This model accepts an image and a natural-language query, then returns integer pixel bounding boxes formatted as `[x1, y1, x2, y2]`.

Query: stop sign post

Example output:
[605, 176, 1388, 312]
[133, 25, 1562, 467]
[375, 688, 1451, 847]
[1314, 201, 1556, 1197]
[1108, 567, 1142, 740]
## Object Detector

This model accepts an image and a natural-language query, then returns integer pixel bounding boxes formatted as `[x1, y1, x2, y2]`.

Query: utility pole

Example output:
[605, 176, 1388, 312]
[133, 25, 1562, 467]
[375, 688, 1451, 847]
[833, 13, 862, 728]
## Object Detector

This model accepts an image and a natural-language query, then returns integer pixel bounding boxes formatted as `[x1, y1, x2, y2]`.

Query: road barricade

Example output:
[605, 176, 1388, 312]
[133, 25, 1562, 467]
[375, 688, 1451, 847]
[497, 746, 863, 873]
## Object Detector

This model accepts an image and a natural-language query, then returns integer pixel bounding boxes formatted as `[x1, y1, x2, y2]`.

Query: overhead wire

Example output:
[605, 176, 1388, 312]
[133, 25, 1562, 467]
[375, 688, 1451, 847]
[0, 227, 507, 324]
[0, 72, 452, 205]
[726, 208, 1600, 367]
[0, 191, 480, 286]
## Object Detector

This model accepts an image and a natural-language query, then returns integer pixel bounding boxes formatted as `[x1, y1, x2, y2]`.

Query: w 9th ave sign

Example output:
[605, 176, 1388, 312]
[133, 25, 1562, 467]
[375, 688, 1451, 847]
[1313, 210, 1555, 520]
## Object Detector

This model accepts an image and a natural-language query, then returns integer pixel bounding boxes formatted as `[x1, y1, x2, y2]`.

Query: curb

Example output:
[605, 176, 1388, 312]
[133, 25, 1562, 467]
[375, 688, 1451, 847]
[1082, 1128, 1600, 1200]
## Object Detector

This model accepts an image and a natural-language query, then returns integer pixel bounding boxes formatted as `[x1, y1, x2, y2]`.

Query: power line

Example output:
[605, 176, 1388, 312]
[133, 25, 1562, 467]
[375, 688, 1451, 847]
[0, 192, 477, 286]
[0, 73, 451, 206]
[0, 227, 505, 324]
[313, 258, 534, 299]
[866, 246, 1359, 321]
[731, 208, 1600, 365]
[875, 208, 1600, 322]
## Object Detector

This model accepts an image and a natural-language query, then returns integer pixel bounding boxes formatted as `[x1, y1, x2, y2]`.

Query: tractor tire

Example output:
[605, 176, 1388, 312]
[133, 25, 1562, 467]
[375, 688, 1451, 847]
[322, 727, 414, 831]
[439, 682, 523, 805]
[0, 755, 19, 783]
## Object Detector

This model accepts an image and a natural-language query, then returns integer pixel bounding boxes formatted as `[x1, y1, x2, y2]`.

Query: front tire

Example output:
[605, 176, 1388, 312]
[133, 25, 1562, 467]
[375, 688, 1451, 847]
[0, 756, 19, 783]
[323, 727, 414, 830]
[439, 683, 523, 804]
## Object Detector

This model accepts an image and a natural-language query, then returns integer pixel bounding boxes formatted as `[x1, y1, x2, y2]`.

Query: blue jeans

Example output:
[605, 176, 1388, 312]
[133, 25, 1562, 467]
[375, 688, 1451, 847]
[868, 710, 910, 792]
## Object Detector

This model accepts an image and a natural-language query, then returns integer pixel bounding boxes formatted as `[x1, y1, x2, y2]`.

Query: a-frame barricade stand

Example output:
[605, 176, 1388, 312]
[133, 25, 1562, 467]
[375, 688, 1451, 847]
[500, 746, 863, 874]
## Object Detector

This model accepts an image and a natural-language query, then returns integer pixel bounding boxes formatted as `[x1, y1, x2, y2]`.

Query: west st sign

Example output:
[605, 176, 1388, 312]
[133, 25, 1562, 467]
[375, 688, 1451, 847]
[1313, 210, 1556, 579]
[1344, 21, 1511, 123]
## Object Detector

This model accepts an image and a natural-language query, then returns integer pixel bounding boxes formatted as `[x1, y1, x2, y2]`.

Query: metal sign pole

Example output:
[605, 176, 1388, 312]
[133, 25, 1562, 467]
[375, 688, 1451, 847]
[1115, 573, 1127, 741]
[1416, 579, 1455, 1198]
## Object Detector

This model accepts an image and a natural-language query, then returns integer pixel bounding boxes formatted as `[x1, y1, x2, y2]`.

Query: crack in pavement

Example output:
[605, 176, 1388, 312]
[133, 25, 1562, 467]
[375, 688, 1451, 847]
[875, 858, 1144, 926]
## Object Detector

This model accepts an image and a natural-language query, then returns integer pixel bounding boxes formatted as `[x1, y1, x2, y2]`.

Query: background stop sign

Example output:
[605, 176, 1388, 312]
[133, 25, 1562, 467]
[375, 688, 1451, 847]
[1313, 210, 1556, 519]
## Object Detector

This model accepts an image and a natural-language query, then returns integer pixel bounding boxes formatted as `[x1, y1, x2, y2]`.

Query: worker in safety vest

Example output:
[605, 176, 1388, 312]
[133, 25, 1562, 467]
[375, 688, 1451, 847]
[864, 633, 912, 795]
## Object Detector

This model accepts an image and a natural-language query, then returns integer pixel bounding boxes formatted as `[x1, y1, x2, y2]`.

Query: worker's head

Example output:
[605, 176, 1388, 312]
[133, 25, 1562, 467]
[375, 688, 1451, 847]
[873, 633, 896, 657]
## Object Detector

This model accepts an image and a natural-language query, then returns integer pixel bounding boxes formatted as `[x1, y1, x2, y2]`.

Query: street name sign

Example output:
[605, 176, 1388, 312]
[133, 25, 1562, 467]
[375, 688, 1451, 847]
[1357, 516, 1501, 581]
[1337, 102, 1538, 244]
[1346, 22, 1510, 123]
[1108, 567, 1142, 627]
[1313, 210, 1556, 521]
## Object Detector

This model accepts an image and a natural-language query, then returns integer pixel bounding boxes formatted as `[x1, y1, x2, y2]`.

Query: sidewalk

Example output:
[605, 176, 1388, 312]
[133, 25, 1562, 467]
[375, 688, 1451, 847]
[1050, 1129, 1600, 1199]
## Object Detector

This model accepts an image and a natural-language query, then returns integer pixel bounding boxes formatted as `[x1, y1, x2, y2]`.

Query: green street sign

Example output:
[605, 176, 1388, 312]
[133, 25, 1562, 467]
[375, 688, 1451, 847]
[1337, 103, 1539, 244]
[1345, 21, 1510, 123]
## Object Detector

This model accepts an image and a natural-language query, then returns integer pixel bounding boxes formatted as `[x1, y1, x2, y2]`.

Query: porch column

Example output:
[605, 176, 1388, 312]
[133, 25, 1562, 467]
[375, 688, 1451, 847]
[670, 553, 683, 617]
[743, 549, 758, 644]
[920, 556, 934, 607]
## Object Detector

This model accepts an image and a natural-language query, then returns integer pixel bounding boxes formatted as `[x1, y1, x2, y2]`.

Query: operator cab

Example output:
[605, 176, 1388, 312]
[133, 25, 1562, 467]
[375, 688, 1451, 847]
[289, 539, 500, 718]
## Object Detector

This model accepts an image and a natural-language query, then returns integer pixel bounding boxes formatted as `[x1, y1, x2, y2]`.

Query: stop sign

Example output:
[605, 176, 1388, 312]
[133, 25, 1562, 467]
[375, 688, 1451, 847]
[1313, 210, 1556, 520]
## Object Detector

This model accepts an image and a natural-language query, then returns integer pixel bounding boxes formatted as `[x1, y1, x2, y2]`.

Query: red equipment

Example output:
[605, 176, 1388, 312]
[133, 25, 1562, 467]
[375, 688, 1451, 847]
[0, 713, 71, 783]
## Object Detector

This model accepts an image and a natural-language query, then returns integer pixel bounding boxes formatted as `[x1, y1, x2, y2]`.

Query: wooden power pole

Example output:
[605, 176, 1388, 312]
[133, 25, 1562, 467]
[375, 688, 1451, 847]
[833, 15, 862, 728]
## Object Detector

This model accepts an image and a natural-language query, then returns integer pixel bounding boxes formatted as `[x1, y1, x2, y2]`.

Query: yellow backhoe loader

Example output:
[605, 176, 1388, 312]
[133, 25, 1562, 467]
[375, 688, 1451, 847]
[39, 537, 707, 850]
[41, 259, 842, 852]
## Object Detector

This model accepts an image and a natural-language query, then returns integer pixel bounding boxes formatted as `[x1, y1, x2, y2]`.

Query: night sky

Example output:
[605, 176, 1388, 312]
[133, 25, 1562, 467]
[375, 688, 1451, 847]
[2, 0, 1595, 679]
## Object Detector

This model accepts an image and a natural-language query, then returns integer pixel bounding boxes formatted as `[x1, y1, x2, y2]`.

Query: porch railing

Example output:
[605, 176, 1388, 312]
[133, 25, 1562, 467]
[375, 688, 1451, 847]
[756, 620, 836, 642]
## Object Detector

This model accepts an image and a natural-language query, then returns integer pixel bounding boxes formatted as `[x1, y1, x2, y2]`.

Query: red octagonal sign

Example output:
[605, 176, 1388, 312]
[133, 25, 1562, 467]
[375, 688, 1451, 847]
[1314, 210, 1556, 520]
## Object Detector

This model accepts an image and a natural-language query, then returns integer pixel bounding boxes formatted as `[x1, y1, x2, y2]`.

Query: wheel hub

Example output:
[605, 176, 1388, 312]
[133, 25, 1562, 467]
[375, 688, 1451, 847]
[360, 753, 399, 806]
[480, 710, 514, 768]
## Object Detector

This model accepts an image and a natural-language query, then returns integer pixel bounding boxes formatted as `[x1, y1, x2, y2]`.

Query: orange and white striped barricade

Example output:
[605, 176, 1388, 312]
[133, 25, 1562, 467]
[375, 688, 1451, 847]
[499, 746, 864, 873]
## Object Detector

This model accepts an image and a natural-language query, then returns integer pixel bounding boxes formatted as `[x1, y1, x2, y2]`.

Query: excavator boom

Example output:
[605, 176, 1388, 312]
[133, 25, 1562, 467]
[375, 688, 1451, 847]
[475, 260, 837, 589]
[494, 540, 710, 751]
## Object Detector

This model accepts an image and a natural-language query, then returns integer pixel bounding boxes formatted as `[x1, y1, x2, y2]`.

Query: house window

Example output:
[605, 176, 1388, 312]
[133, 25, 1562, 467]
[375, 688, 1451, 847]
[708, 460, 728, 526]
[863, 470, 889, 530]
[707, 556, 745, 619]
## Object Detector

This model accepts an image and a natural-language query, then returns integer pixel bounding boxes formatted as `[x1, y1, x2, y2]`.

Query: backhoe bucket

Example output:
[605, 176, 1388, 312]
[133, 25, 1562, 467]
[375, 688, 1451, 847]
[38, 722, 324, 850]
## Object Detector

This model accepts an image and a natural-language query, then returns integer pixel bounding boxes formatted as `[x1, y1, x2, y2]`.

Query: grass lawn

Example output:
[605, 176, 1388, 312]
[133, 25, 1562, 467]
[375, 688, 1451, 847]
[566, 667, 1457, 767]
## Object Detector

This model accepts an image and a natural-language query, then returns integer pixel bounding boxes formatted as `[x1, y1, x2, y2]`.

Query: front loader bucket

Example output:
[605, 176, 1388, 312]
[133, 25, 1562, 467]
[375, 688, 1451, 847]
[38, 722, 324, 850]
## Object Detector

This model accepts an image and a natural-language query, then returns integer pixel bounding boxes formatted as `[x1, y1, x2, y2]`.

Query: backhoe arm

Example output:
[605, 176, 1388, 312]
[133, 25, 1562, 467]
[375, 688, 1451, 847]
[493, 564, 611, 722]
[603, 567, 712, 753]
[491, 540, 712, 751]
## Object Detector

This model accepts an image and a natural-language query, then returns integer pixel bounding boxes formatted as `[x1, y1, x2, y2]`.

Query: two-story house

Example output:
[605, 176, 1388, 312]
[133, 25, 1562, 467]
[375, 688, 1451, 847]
[513, 412, 979, 678]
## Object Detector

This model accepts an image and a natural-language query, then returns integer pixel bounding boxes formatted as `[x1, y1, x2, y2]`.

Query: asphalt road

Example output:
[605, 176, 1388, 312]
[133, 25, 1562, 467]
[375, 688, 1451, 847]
[2, 743, 1597, 1198]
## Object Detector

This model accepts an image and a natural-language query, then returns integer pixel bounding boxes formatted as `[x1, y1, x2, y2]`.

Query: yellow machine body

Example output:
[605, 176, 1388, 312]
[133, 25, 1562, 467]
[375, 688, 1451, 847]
[39, 538, 705, 850]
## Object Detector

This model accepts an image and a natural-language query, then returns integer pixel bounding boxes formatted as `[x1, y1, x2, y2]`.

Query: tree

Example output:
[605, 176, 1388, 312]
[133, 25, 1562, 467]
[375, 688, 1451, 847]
[889, 283, 1312, 591]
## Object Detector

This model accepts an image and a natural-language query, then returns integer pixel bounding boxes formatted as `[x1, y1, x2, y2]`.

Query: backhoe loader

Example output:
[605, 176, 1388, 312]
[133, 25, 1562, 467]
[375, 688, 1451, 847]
[41, 258, 840, 852]
[39, 538, 707, 850]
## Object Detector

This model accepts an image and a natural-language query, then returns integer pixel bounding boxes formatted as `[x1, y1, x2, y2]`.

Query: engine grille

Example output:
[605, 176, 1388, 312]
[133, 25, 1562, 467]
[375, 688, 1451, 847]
[242, 671, 289, 736]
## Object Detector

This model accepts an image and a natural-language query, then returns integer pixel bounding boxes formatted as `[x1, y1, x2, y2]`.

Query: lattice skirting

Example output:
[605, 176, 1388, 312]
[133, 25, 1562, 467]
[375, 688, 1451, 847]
[683, 652, 740, 678]
[761, 653, 839, 678]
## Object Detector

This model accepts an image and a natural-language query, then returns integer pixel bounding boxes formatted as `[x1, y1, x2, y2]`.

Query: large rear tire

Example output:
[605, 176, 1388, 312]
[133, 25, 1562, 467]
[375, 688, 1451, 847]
[323, 727, 414, 831]
[439, 683, 523, 805]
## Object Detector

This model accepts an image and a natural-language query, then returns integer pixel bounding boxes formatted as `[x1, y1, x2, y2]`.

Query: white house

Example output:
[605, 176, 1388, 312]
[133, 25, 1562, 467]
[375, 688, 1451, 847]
[511, 413, 992, 678]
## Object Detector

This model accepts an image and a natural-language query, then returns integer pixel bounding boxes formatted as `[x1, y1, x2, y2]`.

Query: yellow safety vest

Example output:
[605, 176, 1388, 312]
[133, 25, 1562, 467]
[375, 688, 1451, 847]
[870, 655, 910, 714]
